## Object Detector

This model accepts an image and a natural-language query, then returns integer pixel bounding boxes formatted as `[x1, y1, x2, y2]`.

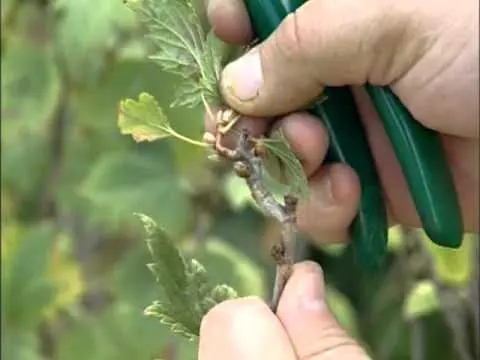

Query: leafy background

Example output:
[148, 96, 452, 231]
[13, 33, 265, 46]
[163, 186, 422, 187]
[1, 0, 478, 359]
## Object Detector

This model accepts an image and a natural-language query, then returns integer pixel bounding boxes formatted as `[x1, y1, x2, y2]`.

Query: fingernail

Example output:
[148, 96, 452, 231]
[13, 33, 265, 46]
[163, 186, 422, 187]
[297, 268, 326, 312]
[313, 174, 335, 206]
[222, 49, 263, 101]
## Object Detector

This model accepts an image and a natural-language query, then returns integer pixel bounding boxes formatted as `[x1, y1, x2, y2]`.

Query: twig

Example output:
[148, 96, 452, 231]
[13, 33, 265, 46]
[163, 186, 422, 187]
[410, 319, 426, 360]
[213, 125, 298, 313]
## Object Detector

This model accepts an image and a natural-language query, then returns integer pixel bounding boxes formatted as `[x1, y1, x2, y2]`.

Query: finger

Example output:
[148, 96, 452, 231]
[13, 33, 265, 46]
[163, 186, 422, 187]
[206, 0, 253, 44]
[296, 163, 361, 244]
[204, 110, 269, 149]
[204, 110, 328, 177]
[198, 297, 296, 360]
[277, 261, 371, 360]
[277, 112, 329, 177]
[219, 0, 418, 117]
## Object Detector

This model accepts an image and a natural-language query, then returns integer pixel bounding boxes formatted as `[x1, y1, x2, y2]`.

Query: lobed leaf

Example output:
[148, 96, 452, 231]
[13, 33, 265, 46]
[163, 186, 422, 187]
[118, 92, 171, 142]
[138, 215, 240, 340]
[125, 0, 228, 108]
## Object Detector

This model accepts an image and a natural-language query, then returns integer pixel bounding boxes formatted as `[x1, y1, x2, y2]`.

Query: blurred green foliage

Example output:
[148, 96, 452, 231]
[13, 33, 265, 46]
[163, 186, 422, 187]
[1, 1, 478, 359]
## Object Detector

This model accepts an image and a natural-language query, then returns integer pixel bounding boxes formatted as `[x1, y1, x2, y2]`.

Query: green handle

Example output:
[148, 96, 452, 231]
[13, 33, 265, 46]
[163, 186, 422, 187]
[366, 85, 463, 247]
[244, 0, 389, 269]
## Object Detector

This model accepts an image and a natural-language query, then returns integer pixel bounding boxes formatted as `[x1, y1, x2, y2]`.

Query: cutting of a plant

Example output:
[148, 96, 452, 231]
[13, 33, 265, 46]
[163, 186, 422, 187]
[118, 0, 314, 335]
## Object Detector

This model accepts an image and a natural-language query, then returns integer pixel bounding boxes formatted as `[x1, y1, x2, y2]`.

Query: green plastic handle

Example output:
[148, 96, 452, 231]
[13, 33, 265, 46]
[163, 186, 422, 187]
[366, 85, 463, 247]
[244, 0, 389, 269]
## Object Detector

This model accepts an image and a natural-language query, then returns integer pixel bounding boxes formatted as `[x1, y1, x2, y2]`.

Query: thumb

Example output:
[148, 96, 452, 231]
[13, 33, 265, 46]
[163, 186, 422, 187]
[220, 0, 419, 117]
[277, 261, 371, 359]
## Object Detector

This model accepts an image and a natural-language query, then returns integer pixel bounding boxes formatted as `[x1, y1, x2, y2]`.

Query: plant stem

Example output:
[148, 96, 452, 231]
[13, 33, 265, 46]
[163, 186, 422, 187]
[168, 129, 209, 148]
[410, 319, 426, 360]
[214, 127, 298, 312]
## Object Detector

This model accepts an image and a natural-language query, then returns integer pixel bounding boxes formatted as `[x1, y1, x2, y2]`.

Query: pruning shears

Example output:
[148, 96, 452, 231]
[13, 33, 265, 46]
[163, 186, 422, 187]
[243, 0, 464, 269]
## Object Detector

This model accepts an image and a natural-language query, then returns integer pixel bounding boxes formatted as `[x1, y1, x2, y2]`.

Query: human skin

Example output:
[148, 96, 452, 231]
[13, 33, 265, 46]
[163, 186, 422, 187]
[203, 0, 479, 245]
[200, 1, 478, 357]
[199, 261, 372, 360]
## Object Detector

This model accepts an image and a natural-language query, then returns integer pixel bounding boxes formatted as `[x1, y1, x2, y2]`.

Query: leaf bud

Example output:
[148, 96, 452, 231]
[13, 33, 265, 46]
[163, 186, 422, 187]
[254, 141, 266, 157]
[233, 162, 250, 178]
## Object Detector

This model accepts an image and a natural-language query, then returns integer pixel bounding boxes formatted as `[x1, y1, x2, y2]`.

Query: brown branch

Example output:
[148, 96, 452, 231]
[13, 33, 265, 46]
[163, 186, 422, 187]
[213, 125, 298, 313]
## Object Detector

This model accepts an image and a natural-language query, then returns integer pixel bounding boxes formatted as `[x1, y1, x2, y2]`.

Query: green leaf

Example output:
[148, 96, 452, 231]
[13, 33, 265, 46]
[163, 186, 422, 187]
[126, 0, 228, 107]
[1, 221, 57, 331]
[170, 78, 203, 109]
[1, 28, 61, 128]
[118, 92, 171, 142]
[56, 59, 206, 222]
[80, 148, 194, 237]
[186, 237, 268, 298]
[55, 302, 197, 360]
[1, 36, 61, 200]
[1, 329, 45, 360]
[222, 172, 255, 211]
[318, 243, 347, 257]
[325, 286, 360, 338]
[422, 232, 476, 287]
[260, 129, 310, 200]
[387, 225, 404, 253]
[118, 91, 207, 147]
[54, 0, 136, 84]
[403, 280, 440, 320]
[138, 215, 239, 340]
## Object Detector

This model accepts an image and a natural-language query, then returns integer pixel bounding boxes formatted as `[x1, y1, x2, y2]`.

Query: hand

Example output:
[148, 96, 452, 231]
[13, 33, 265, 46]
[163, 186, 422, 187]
[199, 261, 371, 360]
[204, 0, 479, 243]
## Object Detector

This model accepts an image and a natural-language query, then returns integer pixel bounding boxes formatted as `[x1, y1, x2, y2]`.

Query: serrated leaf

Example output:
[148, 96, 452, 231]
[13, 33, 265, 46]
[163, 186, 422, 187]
[260, 129, 309, 200]
[126, 0, 229, 108]
[403, 280, 440, 320]
[170, 79, 203, 109]
[138, 214, 190, 297]
[138, 215, 240, 339]
[209, 284, 238, 303]
[118, 92, 171, 142]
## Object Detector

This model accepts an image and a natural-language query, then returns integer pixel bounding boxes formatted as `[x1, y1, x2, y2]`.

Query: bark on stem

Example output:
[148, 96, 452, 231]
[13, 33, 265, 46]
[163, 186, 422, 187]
[214, 126, 298, 313]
